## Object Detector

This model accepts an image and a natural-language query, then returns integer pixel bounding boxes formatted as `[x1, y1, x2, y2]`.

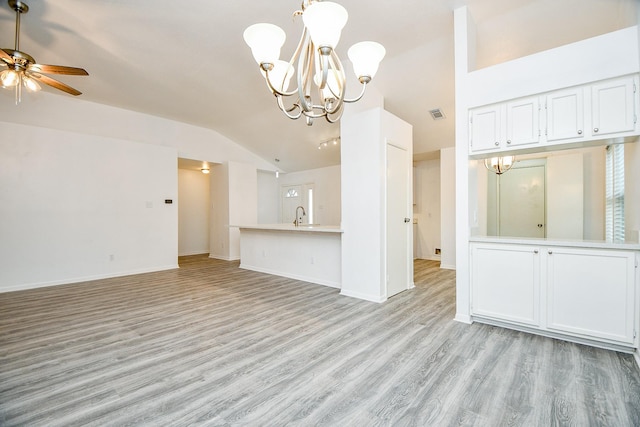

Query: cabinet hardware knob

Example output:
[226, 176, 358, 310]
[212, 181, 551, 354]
[494, 141, 499, 146]
[594, 127, 599, 133]
[507, 140, 511, 144]
[534, 249, 539, 254]
[577, 130, 582, 135]
[548, 250, 553, 255]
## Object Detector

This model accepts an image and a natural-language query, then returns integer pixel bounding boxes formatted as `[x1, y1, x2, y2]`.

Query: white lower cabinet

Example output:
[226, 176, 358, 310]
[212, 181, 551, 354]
[471, 243, 540, 326]
[546, 247, 636, 344]
[471, 242, 638, 347]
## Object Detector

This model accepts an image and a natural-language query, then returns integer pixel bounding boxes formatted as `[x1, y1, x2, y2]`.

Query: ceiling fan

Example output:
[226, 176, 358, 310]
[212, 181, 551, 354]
[0, 0, 88, 103]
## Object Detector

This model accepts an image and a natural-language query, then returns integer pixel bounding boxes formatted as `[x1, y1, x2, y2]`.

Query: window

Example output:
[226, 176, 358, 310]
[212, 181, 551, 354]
[605, 144, 624, 242]
[285, 188, 299, 198]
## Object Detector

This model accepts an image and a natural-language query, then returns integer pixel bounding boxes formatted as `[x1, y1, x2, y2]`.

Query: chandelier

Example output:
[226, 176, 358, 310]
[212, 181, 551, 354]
[243, 0, 385, 125]
[484, 156, 516, 175]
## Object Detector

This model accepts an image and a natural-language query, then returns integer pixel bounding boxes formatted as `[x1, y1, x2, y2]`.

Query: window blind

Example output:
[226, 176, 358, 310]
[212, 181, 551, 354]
[605, 144, 625, 242]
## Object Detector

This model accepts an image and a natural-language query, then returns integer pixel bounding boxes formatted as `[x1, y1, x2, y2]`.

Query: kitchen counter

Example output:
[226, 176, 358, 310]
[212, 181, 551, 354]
[234, 224, 343, 233]
[469, 235, 640, 251]
[233, 224, 342, 288]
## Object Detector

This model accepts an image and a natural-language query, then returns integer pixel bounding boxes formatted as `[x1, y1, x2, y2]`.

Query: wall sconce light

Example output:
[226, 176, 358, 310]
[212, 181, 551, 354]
[201, 167, 210, 174]
[484, 156, 515, 174]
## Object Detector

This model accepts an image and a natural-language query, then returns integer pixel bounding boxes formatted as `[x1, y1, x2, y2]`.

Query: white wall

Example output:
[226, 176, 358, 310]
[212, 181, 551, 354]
[228, 161, 258, 259]
[178, 169, 210, 256]
[277, 165, 341, 226]
[209, 163, 230, 260]
[0, 93, 274, 291]
[413, 159, 441, 260]
[341, 107, 413, 302]
[0, 122, 178, 292]
[257, 171, 279, 224]
[440, 147, 456, 270]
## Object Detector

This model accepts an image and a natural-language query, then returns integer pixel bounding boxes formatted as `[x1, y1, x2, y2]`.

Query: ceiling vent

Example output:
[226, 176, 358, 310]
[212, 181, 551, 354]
[429, 108, 446, 120]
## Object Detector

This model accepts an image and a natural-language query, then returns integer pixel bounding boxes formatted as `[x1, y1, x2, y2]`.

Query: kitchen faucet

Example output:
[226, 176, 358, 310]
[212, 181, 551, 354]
[293, 205, 306, 227]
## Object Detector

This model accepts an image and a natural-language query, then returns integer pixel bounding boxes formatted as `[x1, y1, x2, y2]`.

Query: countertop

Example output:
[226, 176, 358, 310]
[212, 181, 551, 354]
[232, 224, 343, 234]
[469, 235, 640, 250]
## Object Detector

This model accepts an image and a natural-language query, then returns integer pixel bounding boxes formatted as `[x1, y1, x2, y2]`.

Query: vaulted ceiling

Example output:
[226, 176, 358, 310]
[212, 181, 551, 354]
[0, 0, 636, 171]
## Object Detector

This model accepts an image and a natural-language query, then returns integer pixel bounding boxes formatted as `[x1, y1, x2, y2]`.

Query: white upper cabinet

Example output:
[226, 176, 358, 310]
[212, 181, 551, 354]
[506, 96, 541, 147]
[469, 104, 502, 152]
[591, 75, 637, 137]
[469, 74, 639, 156]
[545, 87, 585, 142]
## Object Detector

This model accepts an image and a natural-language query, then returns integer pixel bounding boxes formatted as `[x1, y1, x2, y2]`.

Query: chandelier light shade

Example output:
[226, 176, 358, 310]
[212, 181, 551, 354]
[243, 0, 385, 125]
[484, 156, 516, 175]
[301, 1, 348, 49]
[243, 23, 286, 65]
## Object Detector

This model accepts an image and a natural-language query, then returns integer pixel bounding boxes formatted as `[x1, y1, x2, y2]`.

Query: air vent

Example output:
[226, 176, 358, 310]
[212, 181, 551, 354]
[429, 108, 446, 120]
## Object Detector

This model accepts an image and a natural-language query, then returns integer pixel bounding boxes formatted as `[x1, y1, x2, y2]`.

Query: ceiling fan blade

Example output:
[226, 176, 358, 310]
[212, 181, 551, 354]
[0, 48, 15, 65]
[29, 64, 88, 76]
[31, 73, 82, 96]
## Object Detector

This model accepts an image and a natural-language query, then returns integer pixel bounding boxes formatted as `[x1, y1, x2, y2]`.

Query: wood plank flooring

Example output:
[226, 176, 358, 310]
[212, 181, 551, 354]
[1, 256, 639, 426]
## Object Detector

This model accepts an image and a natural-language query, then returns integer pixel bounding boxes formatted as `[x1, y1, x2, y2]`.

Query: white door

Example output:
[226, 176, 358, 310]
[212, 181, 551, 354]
[386, 143, 410, 298]
[498, 164, 545, 238]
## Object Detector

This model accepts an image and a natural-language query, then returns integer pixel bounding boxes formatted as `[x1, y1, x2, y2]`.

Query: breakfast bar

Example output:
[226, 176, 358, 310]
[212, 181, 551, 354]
[234, 224, 343, 288]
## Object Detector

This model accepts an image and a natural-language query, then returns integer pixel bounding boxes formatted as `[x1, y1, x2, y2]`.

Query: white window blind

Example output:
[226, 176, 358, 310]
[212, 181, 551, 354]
[605, 144, 625, 242]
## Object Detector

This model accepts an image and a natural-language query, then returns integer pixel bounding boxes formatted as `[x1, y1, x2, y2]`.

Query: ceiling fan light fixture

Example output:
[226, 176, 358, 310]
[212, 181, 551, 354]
[22, 74, 40, 92]
[1, 0, 88, 103]
[0, 69, 19, 87]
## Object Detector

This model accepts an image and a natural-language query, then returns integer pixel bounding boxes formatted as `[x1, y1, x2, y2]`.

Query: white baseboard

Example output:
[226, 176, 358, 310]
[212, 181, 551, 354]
[208, 254, 240, 261]
[0, 264, 179, 293]
[454, 313, 473, 324]
[340, 288, 387, 303]
[440, 263, 456, 270]
[178, 251, 209, 257]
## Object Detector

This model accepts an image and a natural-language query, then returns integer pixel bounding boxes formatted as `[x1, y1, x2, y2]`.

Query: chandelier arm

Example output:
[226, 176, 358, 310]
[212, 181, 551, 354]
[263, 69, 297, 97]
[325, 111, 344, 124]
[344, 81, 368, 103]
[322, 51, 347, 115]
[276, 94, 303, 119]
[297, 36, 314, 113]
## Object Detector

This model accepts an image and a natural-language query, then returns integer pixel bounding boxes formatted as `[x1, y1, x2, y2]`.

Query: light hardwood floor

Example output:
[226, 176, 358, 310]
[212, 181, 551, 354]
[1, 256, 639, 426]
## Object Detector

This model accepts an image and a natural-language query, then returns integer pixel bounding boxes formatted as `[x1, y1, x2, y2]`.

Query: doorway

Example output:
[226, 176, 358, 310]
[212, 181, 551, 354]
[177, 158, 211, 256]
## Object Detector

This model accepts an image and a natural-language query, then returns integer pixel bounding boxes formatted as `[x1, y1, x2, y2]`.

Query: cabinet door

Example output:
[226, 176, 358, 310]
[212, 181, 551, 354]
[471, 243, 540, 326]
[591, 76, 637, 137]
[546, 87, 585, 142]
[546, 247, 636, 344]
[506, 96, 540, 147]
[469, 104, 502, 153]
